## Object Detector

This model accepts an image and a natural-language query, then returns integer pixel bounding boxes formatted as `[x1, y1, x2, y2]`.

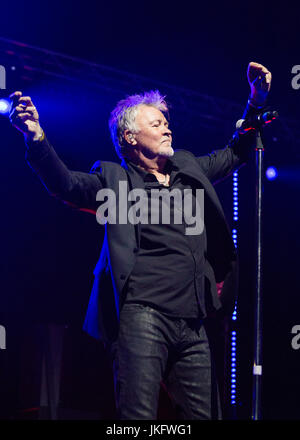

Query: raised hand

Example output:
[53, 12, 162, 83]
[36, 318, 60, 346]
[247, 62, 272, 107]
[9, 91, 44, 141]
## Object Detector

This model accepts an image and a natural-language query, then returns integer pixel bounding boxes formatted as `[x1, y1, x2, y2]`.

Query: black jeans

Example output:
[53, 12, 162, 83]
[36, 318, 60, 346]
[110, 303, 221, 420]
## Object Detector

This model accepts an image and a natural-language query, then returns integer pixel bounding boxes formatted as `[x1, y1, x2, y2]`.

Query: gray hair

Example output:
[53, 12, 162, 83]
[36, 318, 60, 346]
[109, 90, 169, 159]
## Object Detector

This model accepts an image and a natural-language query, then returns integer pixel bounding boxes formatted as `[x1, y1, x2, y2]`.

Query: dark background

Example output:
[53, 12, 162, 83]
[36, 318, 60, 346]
[0, 0, 299, 420]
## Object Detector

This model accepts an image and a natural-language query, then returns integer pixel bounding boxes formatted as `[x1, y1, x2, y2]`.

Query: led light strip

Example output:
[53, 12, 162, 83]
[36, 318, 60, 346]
[231, 171, 239, 407]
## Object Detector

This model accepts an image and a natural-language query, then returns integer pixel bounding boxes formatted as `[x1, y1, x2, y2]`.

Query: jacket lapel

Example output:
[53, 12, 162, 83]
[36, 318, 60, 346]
[120, 159, 144, 248]
[120, 151, 229, 246]
[168, 152, 227, 221]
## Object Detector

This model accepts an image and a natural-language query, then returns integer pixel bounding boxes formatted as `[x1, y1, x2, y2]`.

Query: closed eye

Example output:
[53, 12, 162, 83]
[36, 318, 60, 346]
[150, 119, 169, 128]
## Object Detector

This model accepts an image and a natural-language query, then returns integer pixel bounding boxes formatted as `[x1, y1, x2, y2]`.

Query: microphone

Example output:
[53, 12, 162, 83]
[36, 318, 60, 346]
[236, 111, 279, 134]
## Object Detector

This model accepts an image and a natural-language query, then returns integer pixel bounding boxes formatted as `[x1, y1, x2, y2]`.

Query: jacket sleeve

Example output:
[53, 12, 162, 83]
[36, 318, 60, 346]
[25, 135, 105, 214]
[196, 101, 264, 184]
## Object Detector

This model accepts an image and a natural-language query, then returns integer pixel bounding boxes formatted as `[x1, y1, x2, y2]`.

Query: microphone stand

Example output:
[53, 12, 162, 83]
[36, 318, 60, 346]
[236, 109, 278, 420]
[252, 128, 264, 420]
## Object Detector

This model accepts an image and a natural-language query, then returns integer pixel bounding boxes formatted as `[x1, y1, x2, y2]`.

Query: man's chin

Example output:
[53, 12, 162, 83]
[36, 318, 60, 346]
[158, 146, 174, 157]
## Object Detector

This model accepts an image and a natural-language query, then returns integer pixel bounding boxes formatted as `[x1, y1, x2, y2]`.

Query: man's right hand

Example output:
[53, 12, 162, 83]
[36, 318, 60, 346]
[9, 91, 44, 141]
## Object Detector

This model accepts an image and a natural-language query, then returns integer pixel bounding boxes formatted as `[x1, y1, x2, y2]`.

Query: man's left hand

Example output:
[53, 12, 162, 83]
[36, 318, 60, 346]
[247, 62, 272, 107]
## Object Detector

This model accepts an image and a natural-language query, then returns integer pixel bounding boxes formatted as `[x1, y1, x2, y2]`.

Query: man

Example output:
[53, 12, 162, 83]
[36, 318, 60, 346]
[9, 62, 271, 419]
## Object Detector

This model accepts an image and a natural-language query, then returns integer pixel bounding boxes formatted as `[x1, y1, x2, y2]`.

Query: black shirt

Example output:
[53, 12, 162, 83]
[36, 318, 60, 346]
[124, 160, 207, 318]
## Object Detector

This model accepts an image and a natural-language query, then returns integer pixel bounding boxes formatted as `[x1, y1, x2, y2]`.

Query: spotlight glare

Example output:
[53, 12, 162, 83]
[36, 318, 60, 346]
[0, 99, 10, 114]
[266, 167, 278, 180]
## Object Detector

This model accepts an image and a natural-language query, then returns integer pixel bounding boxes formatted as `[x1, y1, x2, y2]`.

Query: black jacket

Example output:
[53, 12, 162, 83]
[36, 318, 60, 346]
[25, 104, 257, 342]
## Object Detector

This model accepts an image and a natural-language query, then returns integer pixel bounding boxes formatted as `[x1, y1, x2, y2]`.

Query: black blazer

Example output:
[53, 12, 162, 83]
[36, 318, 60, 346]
[25, 111, 256, 342]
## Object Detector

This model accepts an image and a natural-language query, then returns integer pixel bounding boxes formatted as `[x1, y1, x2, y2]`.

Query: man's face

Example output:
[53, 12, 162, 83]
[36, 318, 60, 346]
[132, 105, 173, 158]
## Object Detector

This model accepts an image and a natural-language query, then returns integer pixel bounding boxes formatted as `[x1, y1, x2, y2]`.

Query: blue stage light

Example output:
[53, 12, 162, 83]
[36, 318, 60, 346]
[0, 99, 10, 115]
[266, 167, 278, 180]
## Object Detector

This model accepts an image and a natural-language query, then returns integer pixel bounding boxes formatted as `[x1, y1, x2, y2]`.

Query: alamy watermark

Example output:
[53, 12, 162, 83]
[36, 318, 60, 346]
[95, 181, 204, 236]
[291, 65, 300, 90]
[291, 325, 300, 350]
[0, 65, 6, 89]
[0, 325, 6, 350]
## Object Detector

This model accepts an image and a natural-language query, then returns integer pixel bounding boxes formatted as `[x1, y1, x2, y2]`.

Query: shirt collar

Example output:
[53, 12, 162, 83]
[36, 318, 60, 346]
[127, 159, 176, 182]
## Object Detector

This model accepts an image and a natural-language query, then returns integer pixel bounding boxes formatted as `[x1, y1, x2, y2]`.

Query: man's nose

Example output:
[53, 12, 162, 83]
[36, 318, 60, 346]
[164, 127, 172, 136]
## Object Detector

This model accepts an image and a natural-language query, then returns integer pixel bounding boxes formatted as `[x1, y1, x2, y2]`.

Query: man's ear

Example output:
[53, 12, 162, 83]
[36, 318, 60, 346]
[124, 129, 137, 145]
